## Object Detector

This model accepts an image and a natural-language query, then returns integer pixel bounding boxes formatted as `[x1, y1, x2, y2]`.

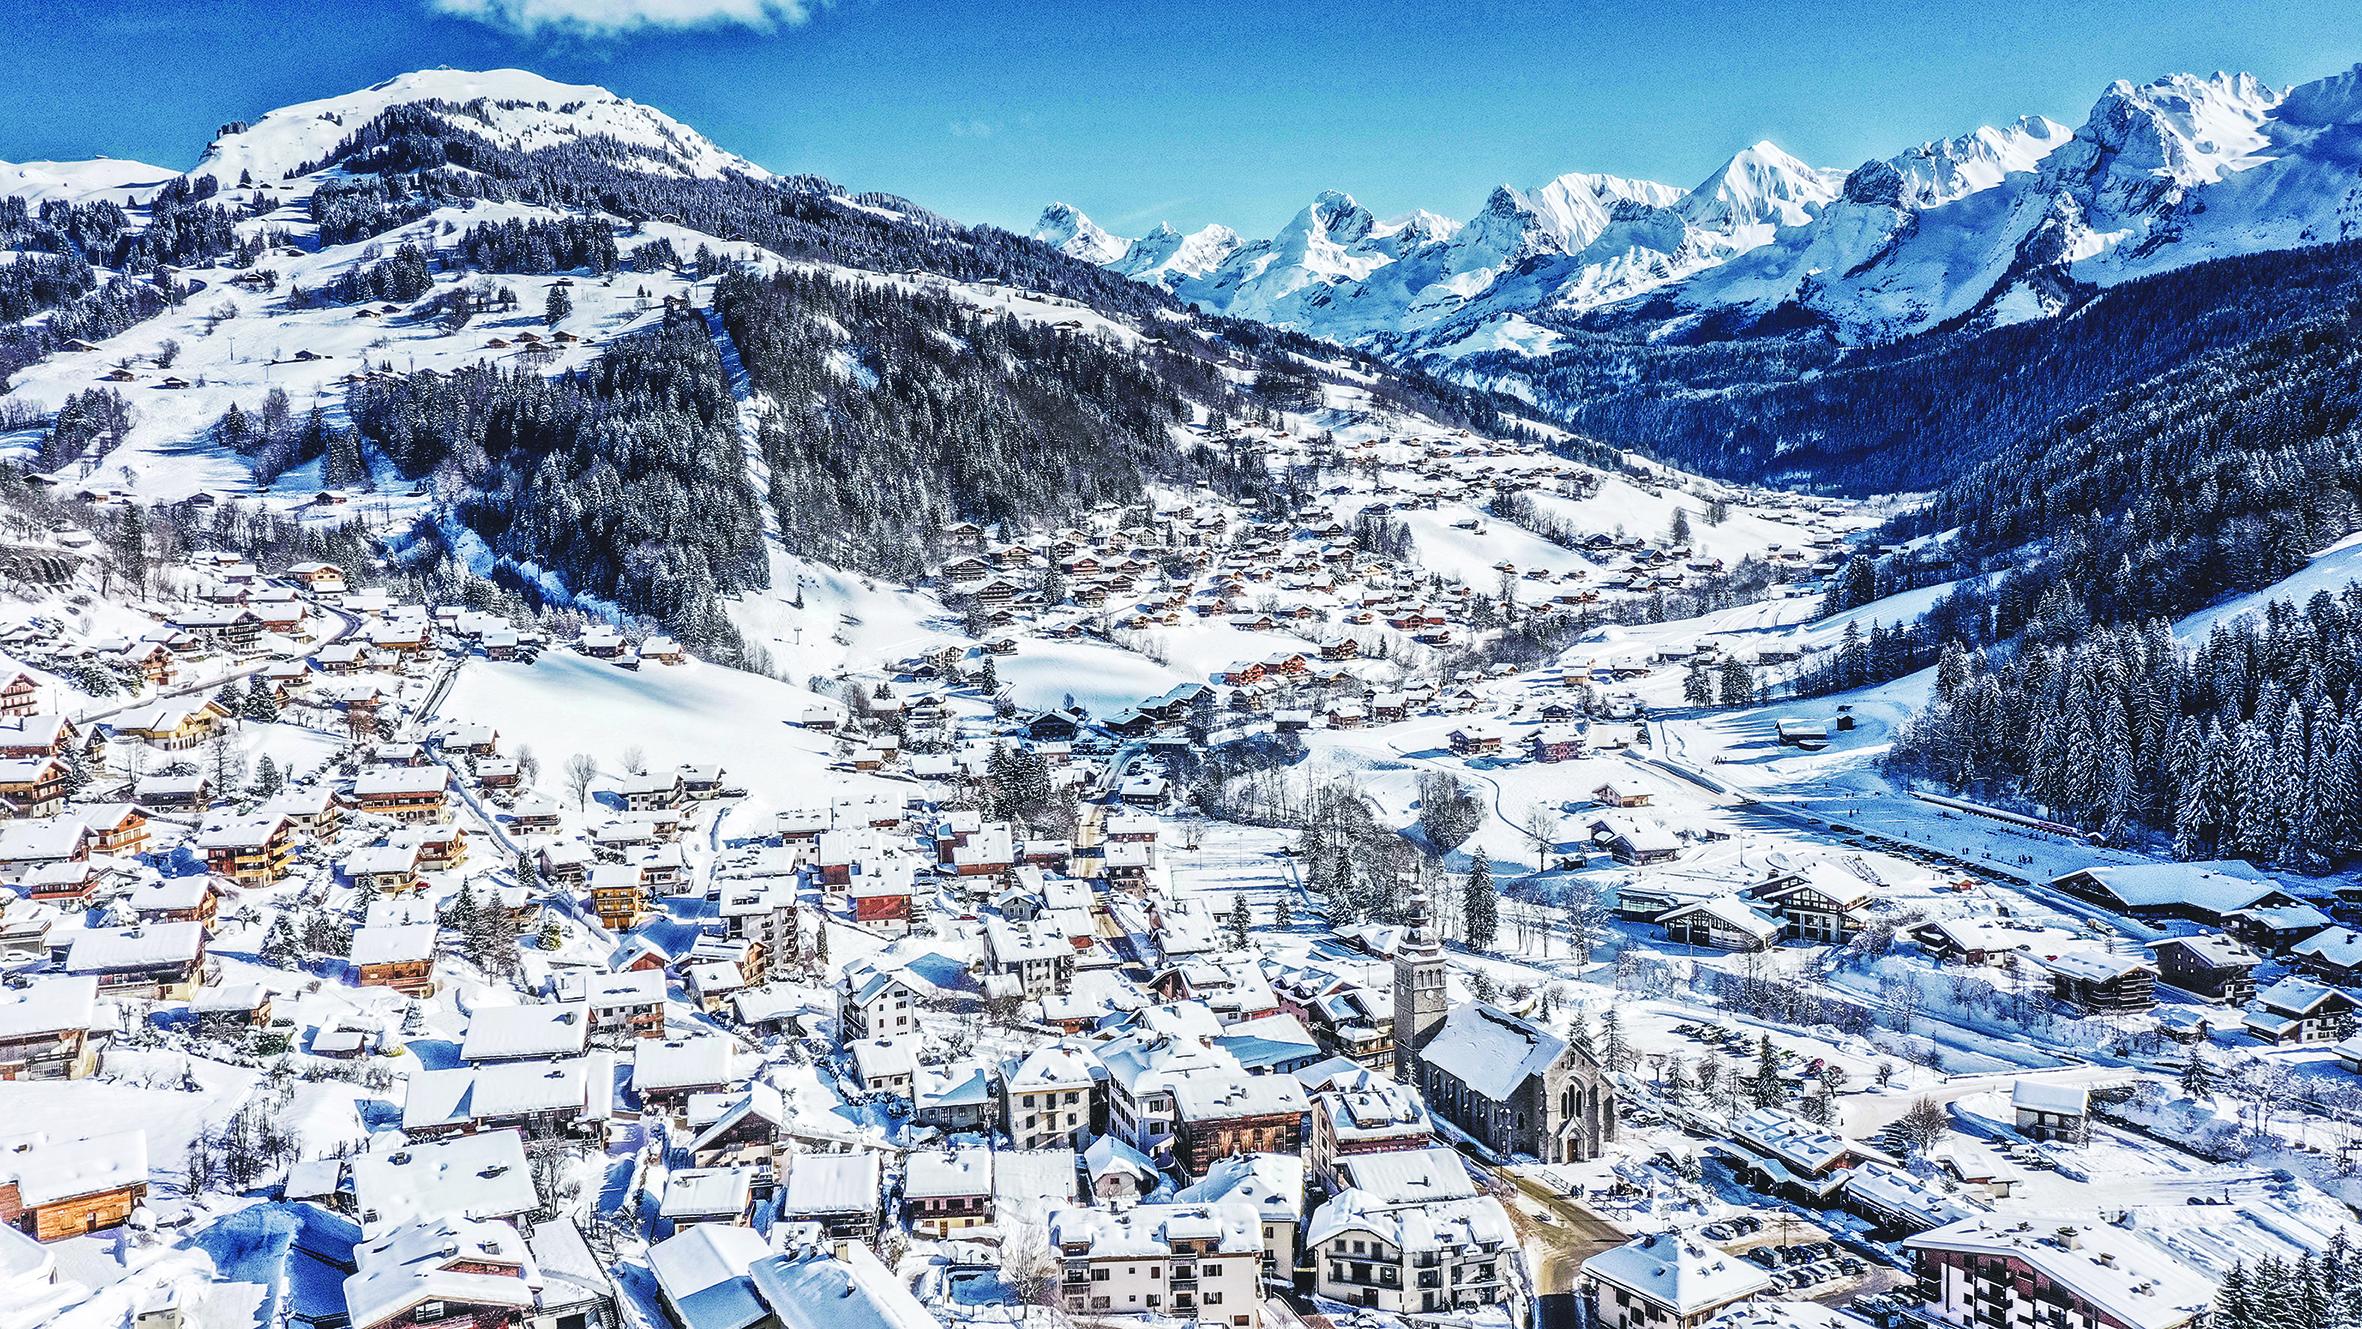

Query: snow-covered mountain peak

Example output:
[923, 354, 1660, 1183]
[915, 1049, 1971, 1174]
[1032, 202, 1133, 264]
[1518, 171, 1685, 250]
[1860, 116, 2077, 209]
[191, 67, 767, 189]
[2082, 70, 2282, 186]
[1110, 221, 1243, 283]
[1676, 140, 1843, 233]
[1292, 190, 1379, 246]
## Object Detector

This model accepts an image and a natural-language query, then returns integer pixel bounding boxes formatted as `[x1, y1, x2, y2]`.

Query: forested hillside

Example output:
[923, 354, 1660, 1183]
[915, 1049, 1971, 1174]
[1462, 241, 2362, 493]
[349, 315, 768, 656]
[717, 268, 1274, 579]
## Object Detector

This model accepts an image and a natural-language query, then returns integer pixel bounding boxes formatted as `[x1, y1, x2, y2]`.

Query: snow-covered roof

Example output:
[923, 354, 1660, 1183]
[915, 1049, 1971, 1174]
[461, 1002, 589, 1062]
[904, 1145, 992, 1199]
[0, 1128, 148, 1206]
[1309, 1188, 1514, 1254]
[1417, 1001, 1571, 1102]
[745, 1244, 944, 1329]
[1583, 1231, 1774, 1315]
[349, 1131, 536, 1232]
[2291, 929, 2362, 971]
[0, 975, 97, 1039]
[1048, 1201, 1264, 1259]
[1174, 1152, 1304, 1222]
[353, 766, 450, 797]
[634, 1036, 741, 1093]
[649, 1223, 774, 1329]
[1730, 1106, 1857, 1174]
[342, 1217, 533, 1329]
[65, 921, 204, 973]
[1905, 1217, 2216, 1329]
[778, 1153, 879, 1218]
[662, 1167, 757, 1219]
[351, 923, 439, 966]
[2052, 860, 2280, 913]
[2011, 1078, 2090, 1116]
[1330, 1145, 1479, 1205]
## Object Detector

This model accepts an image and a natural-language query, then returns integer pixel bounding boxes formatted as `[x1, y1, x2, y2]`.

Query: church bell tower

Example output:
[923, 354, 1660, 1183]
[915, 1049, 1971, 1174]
[1392, 880, 1448, 1080]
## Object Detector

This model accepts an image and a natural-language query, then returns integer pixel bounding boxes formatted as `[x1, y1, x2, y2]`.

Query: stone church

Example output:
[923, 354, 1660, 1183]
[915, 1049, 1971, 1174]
[1394, 891, 1615, 1162]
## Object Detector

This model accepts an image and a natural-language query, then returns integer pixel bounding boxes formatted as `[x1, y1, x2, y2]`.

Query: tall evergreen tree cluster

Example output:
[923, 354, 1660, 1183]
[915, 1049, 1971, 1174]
[1891, 586, 2362, 865]
[717, 266, 1269, 579]
[2212, 1238, 2361, 1329]
[349, 314, 768, 656]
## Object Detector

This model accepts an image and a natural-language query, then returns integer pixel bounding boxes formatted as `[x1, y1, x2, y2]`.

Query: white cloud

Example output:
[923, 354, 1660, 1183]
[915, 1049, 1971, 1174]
[947, 118, 998, 139]
[429, 0, 817, 35]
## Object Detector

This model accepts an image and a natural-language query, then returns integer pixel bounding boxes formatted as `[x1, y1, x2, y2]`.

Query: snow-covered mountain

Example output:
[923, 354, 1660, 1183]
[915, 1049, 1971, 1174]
[1039, 139, 1846, 354]
[1047, 65, 2362, 356]
[1639, 71, 2336, 341]
[1031, 201, 1132, 265]
[190, 67, 770, 189]
[0, 157, 179, 206]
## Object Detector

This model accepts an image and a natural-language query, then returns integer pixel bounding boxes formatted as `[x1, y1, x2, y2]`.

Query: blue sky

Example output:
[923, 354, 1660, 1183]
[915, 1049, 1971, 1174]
[5, 0, 2358, 238]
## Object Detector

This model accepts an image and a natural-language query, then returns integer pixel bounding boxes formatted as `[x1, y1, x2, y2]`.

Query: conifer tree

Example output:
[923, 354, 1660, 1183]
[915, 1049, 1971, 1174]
[1463, 856, 1498, 949]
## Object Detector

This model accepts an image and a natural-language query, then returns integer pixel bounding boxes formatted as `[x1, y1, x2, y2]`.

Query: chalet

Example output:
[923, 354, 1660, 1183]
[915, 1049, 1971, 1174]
[199, 814, 298, 886]
[344, 841, 426, 895]
[126, 876, 223, 929]
[1752, 864, 1872, 944]
[285, 561, 347, 594]
[108, 700, 230, 751]
[400, 1057, 614, 1141]
[351, 924, 439, 996]
[574, 970, 666, 1042]
[2292, 927, 2362, 983]
[2010, 1080, 2088, 1142]
[1590, 816, 1680, 866]
[1530, 726, 1585, 763]
[2243, 977, 2358, 1045]
[850, 871, 917, 934]
[616, 769, 684, 812]
[904, 1146, 993, 1236]
[0, 758, 67, 818]
[688, 1082, 788, 1174]
[1584, 1231, 1772, 1329]
[915, 1063, 999, 1133]
[2229, 903, 2338, 954]
[2045, 952, 2157, 1014]
[2049, 860, 2290, 921]
[132, 770, 208, 811]
[1658, 895, 1783, 953]
[1447, 725, 1506, 758]
[0, 673, 37, 719]
[0, 817, 92, 883]
[2149, 933, 2260, 1004]
[66, 922, 207, 999]
[76, 802, 148, 856]
[0, 976, 101, 1081]
[1591, 782, 1651, 809]
[169, 607, 263, 650]
[838, 962, 924, 1042]
[588, 863, 651, 930]
[351, 766, 450, 825]
[0, 715, 78, 760]
[0, 1129, 149, 1240]
[775, 1152, 880, 1239]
